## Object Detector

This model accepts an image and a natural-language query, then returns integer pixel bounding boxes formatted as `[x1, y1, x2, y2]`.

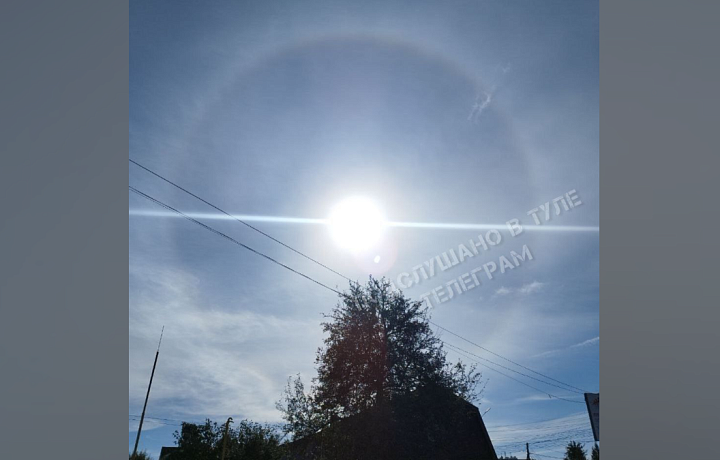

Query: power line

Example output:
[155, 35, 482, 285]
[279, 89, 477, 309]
[442, 341, 584, 404]
[130, 159, 351, 282]
[494, 429, 593, 446]
[529, 441, 595, 460]
[531, 453, 564, 459]
[130, 185, 583, 408]
[488, 414, 586, 429]
[129, 414, 185, 423]
[430, 321, 588, 394]
[128, 186, 591, 460]
[129, 186, 342, 295]
[438, 338, 583, 394]
[491, 426, 588, 437]
[128, 180, 598, 455]
[532, 448, 570, 457]
[490, 422, 590, 435]
[498, 435, 595, 459]
[496, 435, 595, 453]
[130, 162, 588, 397]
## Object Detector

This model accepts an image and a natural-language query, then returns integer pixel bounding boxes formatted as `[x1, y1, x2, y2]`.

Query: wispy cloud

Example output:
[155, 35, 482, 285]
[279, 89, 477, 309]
[468, 88, 495, 122]
[128, 418, 167, 433]
[519, 281, 544, 294]
[129, 262, 323, 426]
[534, 336, 599, 358]
[493, 281, 544, 297]
[468, 63, 511, 122]
[571, 336, 599, 348]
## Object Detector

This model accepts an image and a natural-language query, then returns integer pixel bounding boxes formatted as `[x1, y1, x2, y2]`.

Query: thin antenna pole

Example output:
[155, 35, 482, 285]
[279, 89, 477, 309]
[132, 327, 164, 458]
[157, 325, 164, 351]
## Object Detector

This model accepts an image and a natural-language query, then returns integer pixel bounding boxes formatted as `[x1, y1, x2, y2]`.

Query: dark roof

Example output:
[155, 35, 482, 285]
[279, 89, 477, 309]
[285, 384, 498, 460]
[159, 446, 178, 460]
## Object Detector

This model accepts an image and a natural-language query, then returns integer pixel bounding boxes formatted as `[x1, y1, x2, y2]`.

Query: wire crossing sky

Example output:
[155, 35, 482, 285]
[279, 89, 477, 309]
[131, 180, 589, 403]
[130, 1, 598, 458]
[130, 158, 589, 398]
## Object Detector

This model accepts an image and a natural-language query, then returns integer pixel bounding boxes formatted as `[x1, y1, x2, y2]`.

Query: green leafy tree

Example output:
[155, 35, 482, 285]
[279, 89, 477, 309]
[228, 420, 284, 460]
[276, 375, 328, 439]
[564, 441, 588, 460]
[277, 277, 482, 439]
[130, 450, 153, 460]
[591, 444, 599, 460]
[171, 418, 284, 460]
[174, 419, 220, 459]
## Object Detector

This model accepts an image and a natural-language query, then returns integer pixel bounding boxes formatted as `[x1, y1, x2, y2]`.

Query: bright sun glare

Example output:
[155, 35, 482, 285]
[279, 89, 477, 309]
[328, 197, 386, 252]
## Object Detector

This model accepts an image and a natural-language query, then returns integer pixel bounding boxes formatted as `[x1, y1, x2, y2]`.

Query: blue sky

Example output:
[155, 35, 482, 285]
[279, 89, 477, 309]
[129, 1, 598, 457]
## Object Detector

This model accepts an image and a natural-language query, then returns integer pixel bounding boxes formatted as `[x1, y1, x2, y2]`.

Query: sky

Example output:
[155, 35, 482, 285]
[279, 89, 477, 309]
[129, 1, 599, 458]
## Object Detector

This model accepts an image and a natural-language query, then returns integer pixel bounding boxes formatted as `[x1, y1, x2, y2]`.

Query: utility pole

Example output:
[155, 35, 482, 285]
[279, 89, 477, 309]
[221, 417, 234, 460]
[132, 326, 164, 459]
[526, 442, 530, 460]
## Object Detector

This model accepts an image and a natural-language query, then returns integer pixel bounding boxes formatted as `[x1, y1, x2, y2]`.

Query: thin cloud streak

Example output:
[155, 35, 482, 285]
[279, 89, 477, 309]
[570, 337, 600, 348]
[494, 281, 544, 298]
[534, 337, 600, 358]
[468, 88, 495, 121]
[129, 262, 323, 426]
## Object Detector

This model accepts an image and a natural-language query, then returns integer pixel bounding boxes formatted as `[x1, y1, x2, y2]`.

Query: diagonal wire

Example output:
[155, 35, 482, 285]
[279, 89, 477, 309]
[438, 338, 583, 394]
[130, 158, 352, 282]
[130, 159, 590, 396]
[443, 341, 584, 404]
[431, 321, 588, 394]
[129, 186, 342, 295]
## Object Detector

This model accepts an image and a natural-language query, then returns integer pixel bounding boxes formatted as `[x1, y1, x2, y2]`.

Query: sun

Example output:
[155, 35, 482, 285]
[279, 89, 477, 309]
[328, 197, 386, 252]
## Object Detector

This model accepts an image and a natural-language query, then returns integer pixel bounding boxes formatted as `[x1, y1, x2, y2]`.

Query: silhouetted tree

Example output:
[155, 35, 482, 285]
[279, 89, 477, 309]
[130, 451, 153, 460]
[591, 444, 599, 460]
[171, 418, 284, 460]
[564, 441, 587, 460]
[174, 419, 219, 460]
[230, 420, 284, 460]
[276, 375, 328, 439]
[277, 277, 483, 442]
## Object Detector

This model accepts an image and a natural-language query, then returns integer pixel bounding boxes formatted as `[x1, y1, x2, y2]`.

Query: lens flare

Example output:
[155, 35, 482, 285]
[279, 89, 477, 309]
[129, 210, 600, 233]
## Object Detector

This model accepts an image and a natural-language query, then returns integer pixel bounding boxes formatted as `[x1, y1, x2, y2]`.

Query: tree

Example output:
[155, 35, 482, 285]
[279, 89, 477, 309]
[173, 419, 220, 460]
[171, 418, 284, 460]
[564, 441, 588, 460]
[130, 451, 153, 460]
[276, 375, 328, 439]
[277, 277, 482, 439]
[231, 420, 285, 460]
[591, 444, 599, 460]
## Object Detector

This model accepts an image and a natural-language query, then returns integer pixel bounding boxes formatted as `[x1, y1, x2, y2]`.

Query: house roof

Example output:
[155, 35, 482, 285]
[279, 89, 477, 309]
[285, 384, 498, 460]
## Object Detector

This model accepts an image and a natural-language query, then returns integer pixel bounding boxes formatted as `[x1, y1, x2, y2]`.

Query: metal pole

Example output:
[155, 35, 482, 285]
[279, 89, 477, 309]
[132, 327, 164, 459]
